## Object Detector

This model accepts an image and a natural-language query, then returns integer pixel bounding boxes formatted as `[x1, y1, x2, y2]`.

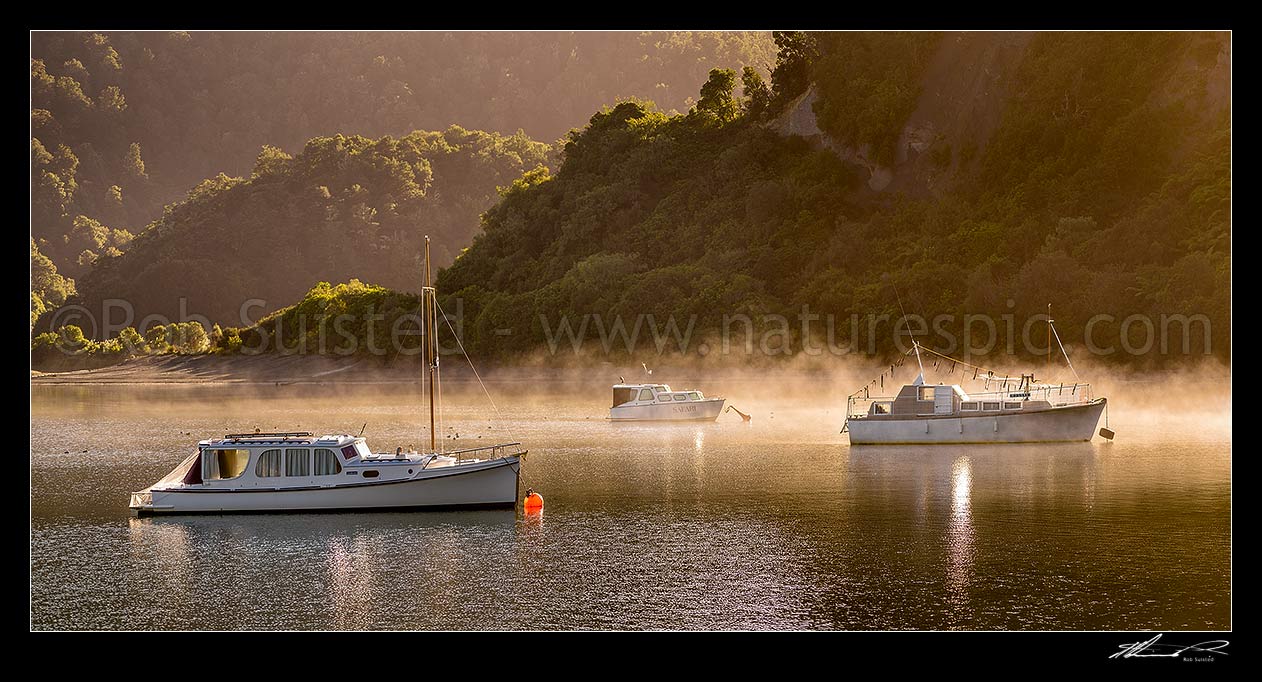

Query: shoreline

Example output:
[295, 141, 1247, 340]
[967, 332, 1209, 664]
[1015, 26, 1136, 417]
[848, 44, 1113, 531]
[29, 351, 1230, 387]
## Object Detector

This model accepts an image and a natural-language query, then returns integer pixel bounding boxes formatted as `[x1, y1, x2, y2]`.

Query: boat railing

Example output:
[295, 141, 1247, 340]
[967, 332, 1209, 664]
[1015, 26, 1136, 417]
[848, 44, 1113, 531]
[440, 442, 525, 462]
[223, 431, 314, 440]
[965, 382, 1094, 404]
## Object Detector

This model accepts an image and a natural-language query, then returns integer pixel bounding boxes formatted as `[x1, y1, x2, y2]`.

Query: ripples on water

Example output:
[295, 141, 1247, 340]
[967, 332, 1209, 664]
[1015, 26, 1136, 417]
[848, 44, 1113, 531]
[30, 380, 1230, 630]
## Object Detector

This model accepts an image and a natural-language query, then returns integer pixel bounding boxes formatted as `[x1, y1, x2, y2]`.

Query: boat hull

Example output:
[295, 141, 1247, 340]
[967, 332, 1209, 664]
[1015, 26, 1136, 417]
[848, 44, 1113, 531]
[131, 456, 520, 516]
[846, 399, 1106, 445]
[610, 398, 725, 422]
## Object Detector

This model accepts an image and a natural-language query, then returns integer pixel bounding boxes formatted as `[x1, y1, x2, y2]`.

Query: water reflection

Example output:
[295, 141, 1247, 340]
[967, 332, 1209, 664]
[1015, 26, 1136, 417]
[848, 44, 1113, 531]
[843, 443, 1102, 627]
[123, 510, 520, 628]
[946, 455, 974, 615]
[34, 383, 1230, 630]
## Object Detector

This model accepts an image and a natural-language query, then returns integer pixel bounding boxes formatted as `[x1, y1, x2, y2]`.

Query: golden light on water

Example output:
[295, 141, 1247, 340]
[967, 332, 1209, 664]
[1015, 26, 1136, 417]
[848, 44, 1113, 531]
[946, 455, 975, 611]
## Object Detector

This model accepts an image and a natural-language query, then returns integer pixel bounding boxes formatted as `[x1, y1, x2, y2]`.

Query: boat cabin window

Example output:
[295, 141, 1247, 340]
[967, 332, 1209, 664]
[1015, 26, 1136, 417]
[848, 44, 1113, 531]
[872, 402, 891, 415]
[613, 387, 636, 407]
[658, 394, 671, 402]
[203, 448, 250, 480]
[960, 402, 979, 411]
[673, 394, 687, 401]
[918, 387, 936, 401]
[1003, 402, 1022, 410]
[638, 389, 654, 401]
[286, 448, 311, 477]
[688, 392, 701, 400]
[982, 402, 1001, 411]
[255, 449, 283, 477]
[314, 448, 341, 476]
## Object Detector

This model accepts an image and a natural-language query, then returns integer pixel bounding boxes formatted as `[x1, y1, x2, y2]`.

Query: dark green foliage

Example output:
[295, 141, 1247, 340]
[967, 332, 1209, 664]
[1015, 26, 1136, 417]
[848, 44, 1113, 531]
[769, 32, 818, 111]
[31, 323, 143, 370]
[30, 239, 75, 330]
[31, 32, 1229, 368]
[65, 128, 550, 329]
[29, 31, 774, 279]
[439, 87, 861, 358]
[693, 68, 741, 125]
[810, 32, 942, 166]
[741, 66, 773, 119]
[231, 280, 422, 358]
[437, 32, 1230, 365]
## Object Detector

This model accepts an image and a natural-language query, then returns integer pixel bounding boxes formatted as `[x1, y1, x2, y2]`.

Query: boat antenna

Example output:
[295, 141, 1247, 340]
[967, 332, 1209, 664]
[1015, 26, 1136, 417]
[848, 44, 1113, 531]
[358, 422, 367, 437]
[424, 235, 437, 454]
[619, 375, 625, 383]
[642, 362, 653, 376]
[892, 282, 924, 377]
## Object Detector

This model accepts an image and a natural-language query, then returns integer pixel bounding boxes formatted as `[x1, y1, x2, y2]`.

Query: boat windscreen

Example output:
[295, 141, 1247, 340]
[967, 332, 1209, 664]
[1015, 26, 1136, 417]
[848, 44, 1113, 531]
[154, 451, 201, 487]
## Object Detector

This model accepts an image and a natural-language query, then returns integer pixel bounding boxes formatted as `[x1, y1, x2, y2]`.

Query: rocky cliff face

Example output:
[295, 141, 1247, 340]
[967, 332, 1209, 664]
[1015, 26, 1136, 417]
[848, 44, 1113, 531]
[888, 31, 1033, 196]
[770, 31, 1229, 199]
[769, 85, 894, 192]
[770, 32, 1033, 196]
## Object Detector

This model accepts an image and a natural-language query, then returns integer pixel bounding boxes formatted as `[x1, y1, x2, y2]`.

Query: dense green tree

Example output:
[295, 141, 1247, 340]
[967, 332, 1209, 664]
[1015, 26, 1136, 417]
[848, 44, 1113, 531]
[145, 324, 169, 353]
[124, 142, 146, 178]
[769, 31, 817, 110]
[741, 66, 772, 119]
[30, 239, 75, 330]
[693, 68, 741, 125]
[118, 326, 146, 354]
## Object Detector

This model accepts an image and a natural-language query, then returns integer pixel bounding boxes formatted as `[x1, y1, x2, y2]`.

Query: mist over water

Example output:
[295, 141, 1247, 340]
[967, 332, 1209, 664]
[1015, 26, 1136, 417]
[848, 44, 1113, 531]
[30, 370, 1230, 630]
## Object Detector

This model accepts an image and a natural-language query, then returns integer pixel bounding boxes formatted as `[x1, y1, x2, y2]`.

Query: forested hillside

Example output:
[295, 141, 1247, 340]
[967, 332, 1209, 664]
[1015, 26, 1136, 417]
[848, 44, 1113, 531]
[71, 127, 549, 326]
[438, 31, 1231, 363]
[32, 31, 1230, 368]
[30, 31, 774, 281]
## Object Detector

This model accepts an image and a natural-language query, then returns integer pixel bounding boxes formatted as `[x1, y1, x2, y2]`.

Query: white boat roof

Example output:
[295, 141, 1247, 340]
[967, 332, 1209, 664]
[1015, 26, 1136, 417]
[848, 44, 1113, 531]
[613, 383, 674, 391]
[200, 433, 361, 448]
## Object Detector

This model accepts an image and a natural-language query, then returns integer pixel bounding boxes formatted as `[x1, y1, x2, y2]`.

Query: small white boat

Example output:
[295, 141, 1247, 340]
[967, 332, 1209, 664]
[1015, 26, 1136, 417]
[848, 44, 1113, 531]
[130, 236, 525, 515]
[610, 383, 725, 422]
[844, 335, 1110, 445]
[128, 434, 522, 515]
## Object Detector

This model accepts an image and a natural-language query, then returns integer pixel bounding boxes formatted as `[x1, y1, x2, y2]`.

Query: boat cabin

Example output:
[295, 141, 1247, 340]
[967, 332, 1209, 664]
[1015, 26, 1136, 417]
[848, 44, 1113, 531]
[156, 432, 443, 489]
[866, 383, 1054, 418]
[612, 383, 707, 408]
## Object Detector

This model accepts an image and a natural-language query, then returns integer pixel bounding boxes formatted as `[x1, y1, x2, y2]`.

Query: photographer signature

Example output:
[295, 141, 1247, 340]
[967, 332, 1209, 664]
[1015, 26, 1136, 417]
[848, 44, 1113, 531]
[1110, 634, 1229, 660]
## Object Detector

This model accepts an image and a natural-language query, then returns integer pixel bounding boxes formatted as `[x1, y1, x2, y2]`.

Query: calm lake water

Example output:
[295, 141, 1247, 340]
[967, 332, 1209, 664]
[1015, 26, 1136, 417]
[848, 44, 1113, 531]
[30, 375, 1231, 630]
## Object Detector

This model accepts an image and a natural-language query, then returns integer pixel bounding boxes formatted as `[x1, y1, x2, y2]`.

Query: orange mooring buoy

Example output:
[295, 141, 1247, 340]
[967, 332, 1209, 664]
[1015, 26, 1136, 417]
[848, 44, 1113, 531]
[524, 488, 544, 511]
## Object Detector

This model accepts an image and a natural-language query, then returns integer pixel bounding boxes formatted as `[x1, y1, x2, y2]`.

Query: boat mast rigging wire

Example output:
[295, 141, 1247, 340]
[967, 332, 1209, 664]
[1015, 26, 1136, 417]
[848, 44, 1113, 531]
[892, 282, 924, 378]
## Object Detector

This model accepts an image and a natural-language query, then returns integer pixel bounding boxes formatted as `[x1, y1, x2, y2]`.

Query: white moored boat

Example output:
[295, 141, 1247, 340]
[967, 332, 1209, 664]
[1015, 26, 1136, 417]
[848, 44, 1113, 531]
[609, 383, 725, 422]
[128, 434, 522, 515]
[130, 236, 525, 516]
[844, 335, 1110, 445]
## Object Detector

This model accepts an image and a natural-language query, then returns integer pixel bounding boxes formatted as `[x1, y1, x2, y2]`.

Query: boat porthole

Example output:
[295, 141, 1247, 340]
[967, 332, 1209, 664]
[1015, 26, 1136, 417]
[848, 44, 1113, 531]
[408, 469, 414, 474]
[362, 470, 379, 479]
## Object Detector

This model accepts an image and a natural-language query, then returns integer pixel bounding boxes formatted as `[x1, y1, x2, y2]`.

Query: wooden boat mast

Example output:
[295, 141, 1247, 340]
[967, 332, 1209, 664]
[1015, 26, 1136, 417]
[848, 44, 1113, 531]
[425, 235, 437, 453]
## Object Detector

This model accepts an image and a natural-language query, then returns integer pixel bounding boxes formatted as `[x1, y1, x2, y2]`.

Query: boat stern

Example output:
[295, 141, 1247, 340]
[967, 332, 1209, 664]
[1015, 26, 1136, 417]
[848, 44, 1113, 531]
[129, 488, 177, 516]
[128, 490, 152, 517]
